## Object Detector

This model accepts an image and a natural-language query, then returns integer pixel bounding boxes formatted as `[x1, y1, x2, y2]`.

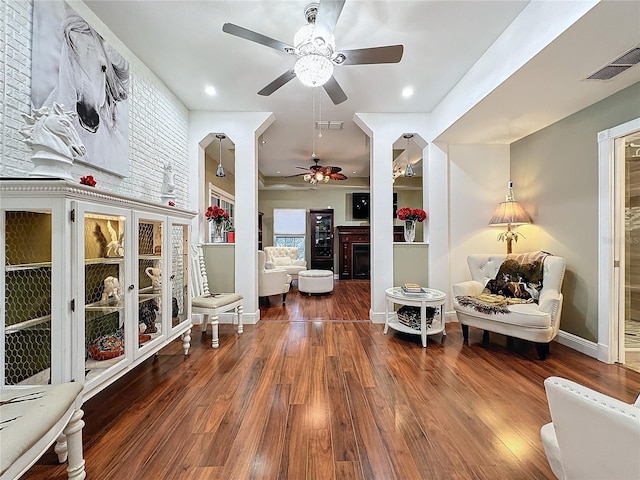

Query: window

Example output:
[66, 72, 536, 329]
[208, 183, 234, 242]
[273, 208, 306, 259]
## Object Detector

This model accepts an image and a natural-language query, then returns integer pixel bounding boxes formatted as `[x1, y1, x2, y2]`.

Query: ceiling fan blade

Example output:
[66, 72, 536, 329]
[327, 166, 342, 174]
[313, 0, 346, 42]
[323, 76, 347, 105]
[285, 172, 309, 178]
[339, 45, 404, 65]
[222, 23, 294, 54]
[258, 69, 296, 96]
[329, 173, 348, 180]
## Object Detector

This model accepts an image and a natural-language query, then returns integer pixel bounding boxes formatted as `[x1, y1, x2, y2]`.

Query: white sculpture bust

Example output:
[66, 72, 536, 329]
[160, 162, 176, 204]
[20, 102, 86, 180]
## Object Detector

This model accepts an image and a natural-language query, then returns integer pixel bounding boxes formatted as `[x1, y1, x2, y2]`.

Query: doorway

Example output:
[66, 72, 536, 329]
[623, 131, 640, 372]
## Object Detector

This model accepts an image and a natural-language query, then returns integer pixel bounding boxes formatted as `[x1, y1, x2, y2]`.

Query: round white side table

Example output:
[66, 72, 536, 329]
[383, 287, 447, 347]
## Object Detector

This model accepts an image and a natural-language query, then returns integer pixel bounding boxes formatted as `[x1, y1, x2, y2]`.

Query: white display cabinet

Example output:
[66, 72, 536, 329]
[0, 179, 195, 400]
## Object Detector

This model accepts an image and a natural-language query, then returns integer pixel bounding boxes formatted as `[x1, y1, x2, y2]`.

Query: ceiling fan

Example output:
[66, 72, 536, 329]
[222, 0, 403, 105]
[286, 158, 348, 184]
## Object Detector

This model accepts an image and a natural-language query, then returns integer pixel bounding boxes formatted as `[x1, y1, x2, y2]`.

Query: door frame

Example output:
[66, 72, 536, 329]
[598, 117, 640, 364]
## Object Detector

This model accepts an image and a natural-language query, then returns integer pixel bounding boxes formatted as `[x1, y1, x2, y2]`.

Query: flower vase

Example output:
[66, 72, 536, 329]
[404, 220, 416, 243]
[212, 222, 225, 243]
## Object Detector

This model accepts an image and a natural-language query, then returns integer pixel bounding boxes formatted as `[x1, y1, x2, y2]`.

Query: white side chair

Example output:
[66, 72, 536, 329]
[263, 246, 307, 282]
[190, 244, 243, 349]
[1, 383, 85, 480]
[541, 376, 640, 480]
[258, 250, 291, 305]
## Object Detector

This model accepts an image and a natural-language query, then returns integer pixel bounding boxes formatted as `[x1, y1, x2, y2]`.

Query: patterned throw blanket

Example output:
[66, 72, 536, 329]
[456, 251, 550, 315]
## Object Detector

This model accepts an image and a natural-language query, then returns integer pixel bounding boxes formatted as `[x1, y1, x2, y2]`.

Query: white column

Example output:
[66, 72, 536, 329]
[354, 113, 429, 323]
[189, 112, 275, 323]
[427, 143, 451, 312]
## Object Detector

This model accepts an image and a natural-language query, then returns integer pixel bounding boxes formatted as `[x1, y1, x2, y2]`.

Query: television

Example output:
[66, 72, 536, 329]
[352, 193, 369, 219]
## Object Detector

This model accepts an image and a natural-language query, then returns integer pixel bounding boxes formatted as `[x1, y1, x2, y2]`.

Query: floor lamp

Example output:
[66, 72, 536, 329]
[489, 182, 532, 254]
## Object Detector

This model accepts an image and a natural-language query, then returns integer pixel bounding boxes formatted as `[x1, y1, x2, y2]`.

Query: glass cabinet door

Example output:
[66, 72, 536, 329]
[314, 213, 333, 258]
[169, 221, 190, 333]
[2, 209, 53, 385]
[137, 216, 165, 353]
[81, 208, 128, 386]
[310, 209, 334, 270]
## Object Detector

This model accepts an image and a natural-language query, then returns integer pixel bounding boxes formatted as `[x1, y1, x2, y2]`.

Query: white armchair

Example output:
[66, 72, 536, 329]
[452, 252, 566, 359]
[541, 376, 640, 480]
[258, 250, 291, 305]
[263, 246, 307, 281]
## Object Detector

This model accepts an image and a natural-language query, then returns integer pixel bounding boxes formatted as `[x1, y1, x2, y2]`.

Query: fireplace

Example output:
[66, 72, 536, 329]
[352, 244, 370, 279]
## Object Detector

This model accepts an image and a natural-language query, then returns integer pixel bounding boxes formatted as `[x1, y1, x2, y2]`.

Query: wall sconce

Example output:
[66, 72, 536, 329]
[489, 181, 532, 253]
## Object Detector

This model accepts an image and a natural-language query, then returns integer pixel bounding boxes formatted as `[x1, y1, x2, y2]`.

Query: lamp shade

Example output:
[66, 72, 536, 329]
[488, 200, 531, 226]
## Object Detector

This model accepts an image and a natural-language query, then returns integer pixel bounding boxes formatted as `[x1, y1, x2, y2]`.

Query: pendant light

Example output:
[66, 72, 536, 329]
[215, 134, 226, 178]
[404, 134, 415, 177]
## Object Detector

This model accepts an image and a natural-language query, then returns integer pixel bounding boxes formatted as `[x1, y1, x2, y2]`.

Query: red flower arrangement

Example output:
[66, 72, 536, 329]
[80, 175, 96, 187]
[396, 207, 427, 222]
[168, 201, 175, 207]
[205, 205, 230, 225]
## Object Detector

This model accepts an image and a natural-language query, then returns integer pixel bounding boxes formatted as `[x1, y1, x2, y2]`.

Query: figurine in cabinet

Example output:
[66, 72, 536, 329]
[101, 276, 121, 303]
[139, 299, 158, 333]
[145, 267, 162, 290]
[106, 220, 124, 257]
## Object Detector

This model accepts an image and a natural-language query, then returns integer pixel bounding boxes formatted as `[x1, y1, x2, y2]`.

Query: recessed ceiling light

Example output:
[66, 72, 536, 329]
[276, 171, 281, 174]
[402, 86, 414, 98]
[205, 85, 216, 96]
[352, 171, 357, 174]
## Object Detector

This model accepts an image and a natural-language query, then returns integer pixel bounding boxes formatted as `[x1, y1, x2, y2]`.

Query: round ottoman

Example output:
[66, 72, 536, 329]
[298, 269, 334, 295]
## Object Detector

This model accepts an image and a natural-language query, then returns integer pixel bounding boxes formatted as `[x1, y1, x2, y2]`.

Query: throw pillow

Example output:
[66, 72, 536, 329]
[273, 257, 292, 266]
[264, 261, 274, 270]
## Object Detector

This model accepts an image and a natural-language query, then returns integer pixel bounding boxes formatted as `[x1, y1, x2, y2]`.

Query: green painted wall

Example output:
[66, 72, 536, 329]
[511, 82, 640, 341]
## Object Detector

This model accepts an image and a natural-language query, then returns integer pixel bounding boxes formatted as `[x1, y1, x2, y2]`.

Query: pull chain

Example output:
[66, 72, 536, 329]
[312, 89, 316, 158]
[318, 90, 323, 138]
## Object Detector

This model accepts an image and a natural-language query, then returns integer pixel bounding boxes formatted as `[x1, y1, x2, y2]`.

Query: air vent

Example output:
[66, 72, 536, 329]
[315, 120, 343, 130]
[588, 46, 640, 81]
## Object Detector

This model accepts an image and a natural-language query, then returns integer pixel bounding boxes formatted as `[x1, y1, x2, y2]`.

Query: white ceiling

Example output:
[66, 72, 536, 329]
[82, 0, 640, 181]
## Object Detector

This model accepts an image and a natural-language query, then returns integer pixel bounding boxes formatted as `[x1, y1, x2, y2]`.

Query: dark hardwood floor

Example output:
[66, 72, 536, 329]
[260, 280, 371, 321]
[24, 282, 640, 479]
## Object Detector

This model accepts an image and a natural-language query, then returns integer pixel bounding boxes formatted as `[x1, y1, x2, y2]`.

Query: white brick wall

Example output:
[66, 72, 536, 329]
[0, 0, 190, 207]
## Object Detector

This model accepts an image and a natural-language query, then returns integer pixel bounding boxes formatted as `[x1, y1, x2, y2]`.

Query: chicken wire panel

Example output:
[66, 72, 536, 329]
[4, 210, 52, 385]
[139, 219, 163, 339]
[139, 221, 162, 255]
[171, 224, 188, 327]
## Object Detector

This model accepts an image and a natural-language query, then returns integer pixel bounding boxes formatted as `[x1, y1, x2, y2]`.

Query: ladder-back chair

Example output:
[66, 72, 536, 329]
[190, 244, 243, 348]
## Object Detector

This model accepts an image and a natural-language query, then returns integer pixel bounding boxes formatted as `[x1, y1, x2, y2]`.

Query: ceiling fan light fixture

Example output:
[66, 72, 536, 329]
[294, 54, 334, 87]
[294, 23, 315, 53]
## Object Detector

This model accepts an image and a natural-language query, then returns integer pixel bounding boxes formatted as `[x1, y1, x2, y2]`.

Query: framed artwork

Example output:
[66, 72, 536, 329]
[31, 1, 130, 177]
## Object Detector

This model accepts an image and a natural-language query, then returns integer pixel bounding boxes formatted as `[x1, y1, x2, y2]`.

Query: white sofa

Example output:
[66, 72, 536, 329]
[258, 250, 291, 304]
[541, 376, 640, 480]
[452, 253, 566, 360]
[263, 246, 307, 281]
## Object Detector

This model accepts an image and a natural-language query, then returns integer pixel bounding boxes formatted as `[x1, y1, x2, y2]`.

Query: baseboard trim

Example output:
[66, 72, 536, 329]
[556, 330, 598, 359]
[370, 309, 386, 324]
